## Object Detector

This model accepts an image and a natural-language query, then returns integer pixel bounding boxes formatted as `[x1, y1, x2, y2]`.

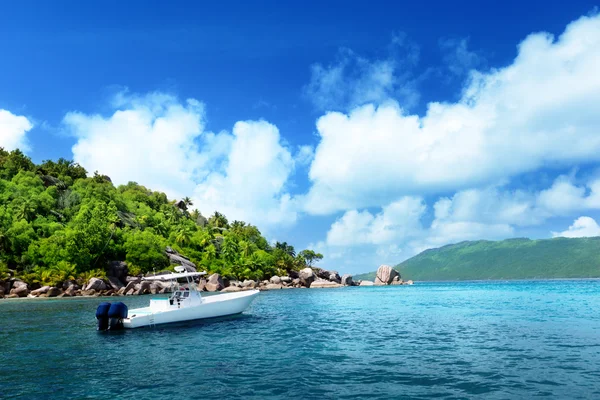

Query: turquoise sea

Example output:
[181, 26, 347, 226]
[1, 280, 600, 399]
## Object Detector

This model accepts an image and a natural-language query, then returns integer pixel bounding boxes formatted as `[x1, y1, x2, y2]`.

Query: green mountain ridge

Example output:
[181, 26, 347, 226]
[354, 237, 600, 281]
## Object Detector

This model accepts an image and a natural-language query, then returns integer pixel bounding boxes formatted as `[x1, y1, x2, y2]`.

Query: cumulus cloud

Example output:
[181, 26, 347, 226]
[64, 92, 297, 230]
[326, 196, 425, 246]
[552, 216, 600, 238]
[65, 93, 204, 199]
[192, 120, 298, 227]
[0, 109, 33, 152]
[304, 14, 600, 215]
[304, 34, 421, 112]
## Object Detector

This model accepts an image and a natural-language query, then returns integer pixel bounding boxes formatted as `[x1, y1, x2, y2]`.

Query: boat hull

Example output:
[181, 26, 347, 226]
[122, 289, 259, 329]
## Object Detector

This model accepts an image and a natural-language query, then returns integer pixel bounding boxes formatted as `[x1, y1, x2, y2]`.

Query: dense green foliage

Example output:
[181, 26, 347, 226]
[354, 237, 600, 281]
[0, 148, 319, 286]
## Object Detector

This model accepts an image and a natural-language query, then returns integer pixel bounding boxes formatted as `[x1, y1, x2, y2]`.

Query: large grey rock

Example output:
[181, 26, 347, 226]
[107, 276, 124, 291]
[341, 274, 353, 286]
[265, 283, 283, 290]
[314, 268, 330, 280]
[359, 280, 374, 286]
[311, 280, 343, 288]
[10, 281, 28, 297]
[149, 283, 161, 294]
[135, 281, 152, 295]
[298, 268, 315, 287]
[165, 247, 197, 272]
[328, 271, 341, 284]
[241, 280, 257, 288]
[85, 278, 107, 292]
[154, 281, 173, 293]
[65, 286, 78, 296]
[62, 280, 79, 291]
[30, 286, 51, 296]
[205, 274, 224, 292]
[123, 280, 137, 294]
[270, 276, 282, 284]
[374, 265, 399, 285]
[47, 287, 61, 297]
[106, 261, 129, 283]
[280, 276, 292, 284]
[12, 280, 28, 290]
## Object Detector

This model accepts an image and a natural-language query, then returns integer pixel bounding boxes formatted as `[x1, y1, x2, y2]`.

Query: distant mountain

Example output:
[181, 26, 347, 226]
[354, 237, 600, 281]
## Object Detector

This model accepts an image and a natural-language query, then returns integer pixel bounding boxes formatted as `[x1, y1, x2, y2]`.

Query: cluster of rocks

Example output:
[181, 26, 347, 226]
[228, 267, 357, 291]
[0, 255, 413, 300]
[356, 265, 414, 286]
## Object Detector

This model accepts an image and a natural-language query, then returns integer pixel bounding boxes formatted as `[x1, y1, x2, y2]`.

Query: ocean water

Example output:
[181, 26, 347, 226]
[1, 281, 600, 399]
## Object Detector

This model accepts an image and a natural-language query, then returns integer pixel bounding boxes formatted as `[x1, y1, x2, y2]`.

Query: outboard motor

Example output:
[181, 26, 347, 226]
[108, 302, 128, 330]
[96, 302, 111, 331]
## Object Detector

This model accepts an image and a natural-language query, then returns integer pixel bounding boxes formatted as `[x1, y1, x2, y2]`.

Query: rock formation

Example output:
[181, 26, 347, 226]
[10, 281, 29, 297]
[374, 265, 399, 285]
[341, 274, 353, 286]
[84, 278, 107, 292]
[299, 268, 316, 287]
[311, 280, 343, 288]
[165, 247, 197, 272]
[205, 273, 224, 292]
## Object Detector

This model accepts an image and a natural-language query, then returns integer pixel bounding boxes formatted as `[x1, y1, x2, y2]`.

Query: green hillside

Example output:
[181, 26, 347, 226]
[355, 237, 600, 281]
[0, 148, 321, 286]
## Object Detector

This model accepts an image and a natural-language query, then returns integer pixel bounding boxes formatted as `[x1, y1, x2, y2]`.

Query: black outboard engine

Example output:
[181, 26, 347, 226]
[96, 302, 111, 331]
[108, 302, 128, 330]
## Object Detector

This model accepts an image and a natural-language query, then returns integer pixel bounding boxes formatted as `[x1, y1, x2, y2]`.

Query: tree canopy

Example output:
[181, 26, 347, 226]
[0, 148, 322, 285]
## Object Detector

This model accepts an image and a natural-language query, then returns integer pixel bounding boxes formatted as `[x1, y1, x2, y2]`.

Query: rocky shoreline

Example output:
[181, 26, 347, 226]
[0, 263, 413, 300]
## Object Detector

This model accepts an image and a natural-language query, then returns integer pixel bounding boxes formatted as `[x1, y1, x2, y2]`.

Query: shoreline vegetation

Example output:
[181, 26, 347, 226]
[0, 149, 412, 300]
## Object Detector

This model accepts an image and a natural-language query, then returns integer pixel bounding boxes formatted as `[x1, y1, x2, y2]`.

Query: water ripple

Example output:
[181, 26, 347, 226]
[1, 280, 600, 399]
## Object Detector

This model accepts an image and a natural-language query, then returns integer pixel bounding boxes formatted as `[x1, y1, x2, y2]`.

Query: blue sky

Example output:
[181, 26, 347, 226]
[2, 0, 600, 274]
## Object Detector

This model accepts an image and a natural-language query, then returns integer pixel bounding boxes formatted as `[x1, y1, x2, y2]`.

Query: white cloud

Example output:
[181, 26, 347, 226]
[304, 35, 421, 112]
[65, 93, 204, 198]
[304, 14, 600, 215]
[552, 216, 600, 238]
[64, 92, 297, 231]
[0, 109, 33, 152]
[326, 196, 425, 246]
[192, 120, 298, 227]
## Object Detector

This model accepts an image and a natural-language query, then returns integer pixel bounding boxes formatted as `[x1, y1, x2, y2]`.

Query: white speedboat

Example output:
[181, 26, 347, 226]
[95, 267, 259, 330]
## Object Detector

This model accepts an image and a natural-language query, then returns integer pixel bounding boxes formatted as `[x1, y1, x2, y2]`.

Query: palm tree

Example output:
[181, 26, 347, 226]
[175, 228, 192, 246]
[208, 211, 229, 229]
[275, 241, 296, 257]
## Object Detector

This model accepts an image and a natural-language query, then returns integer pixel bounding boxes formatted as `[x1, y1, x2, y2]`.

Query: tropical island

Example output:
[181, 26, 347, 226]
[3, 148, 600, 299]
[1, 148, 376, 298]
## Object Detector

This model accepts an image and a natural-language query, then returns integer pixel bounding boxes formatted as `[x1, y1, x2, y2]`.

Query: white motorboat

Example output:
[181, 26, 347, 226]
[95, 267, 259, 330]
